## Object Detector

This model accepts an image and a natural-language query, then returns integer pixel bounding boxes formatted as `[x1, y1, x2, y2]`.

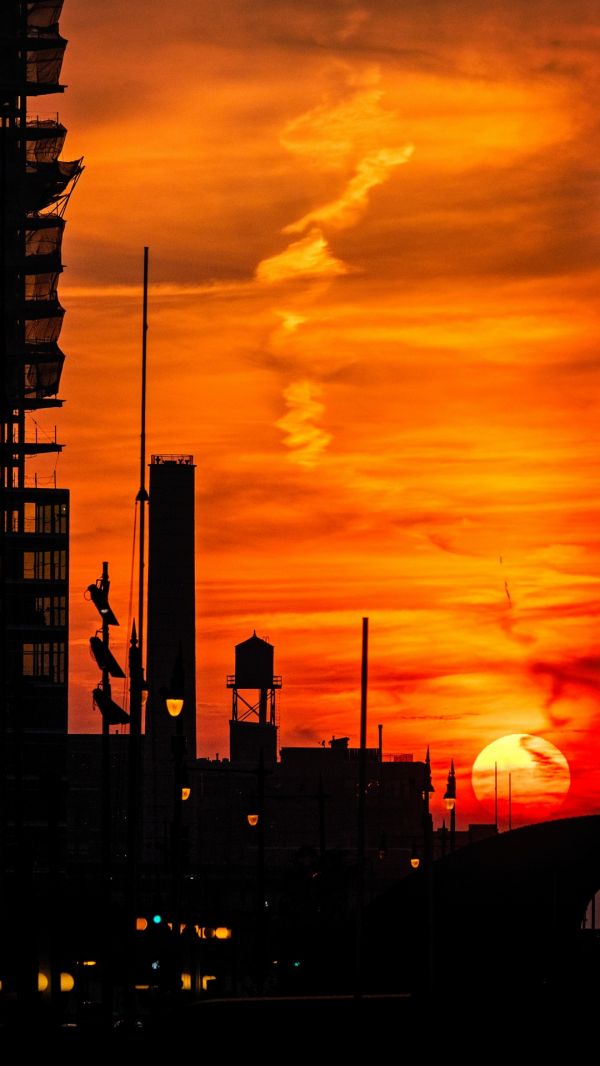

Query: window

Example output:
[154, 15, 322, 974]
[23, 550, 66, 580]
[35, 502, 67, 534]
[24, 502, 36, 532]
[4, 509, 19, 533]
[5, 501, 67, 535]
[36, 504, 53, 533]
[35, 595, 66, 627]
[22, 641, 66, 683]
[55, 502, 67, 533]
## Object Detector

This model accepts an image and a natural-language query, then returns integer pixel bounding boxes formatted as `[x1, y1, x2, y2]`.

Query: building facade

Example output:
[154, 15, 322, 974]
[1, 0, 81, 869]
[144, 454, 197, 866]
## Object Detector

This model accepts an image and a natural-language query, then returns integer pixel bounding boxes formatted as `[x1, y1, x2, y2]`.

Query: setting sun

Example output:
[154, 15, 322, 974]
[472, 734, 571, 825]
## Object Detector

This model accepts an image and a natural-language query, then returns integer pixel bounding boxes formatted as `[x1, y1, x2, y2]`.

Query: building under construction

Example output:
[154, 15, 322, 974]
[0, 0, 81, 944]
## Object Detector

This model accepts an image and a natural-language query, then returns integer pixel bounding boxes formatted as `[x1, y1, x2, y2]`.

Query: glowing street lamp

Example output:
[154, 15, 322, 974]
[181, 767, 191, 803]
[443, 760, 457, 853]
[166, 644, 186, 993]
[165, 643, 185, 717]
[167, 695, 184, 718]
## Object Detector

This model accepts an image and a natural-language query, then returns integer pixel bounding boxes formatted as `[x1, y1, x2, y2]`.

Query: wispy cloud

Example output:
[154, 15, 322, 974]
[256, 228, 348, 283]
[280, 68, 406, 166]
[276, 380, 332, 467]
[276, 310, 307, 332]
[285, 145, 414, 233]
[256, 66, 413, 282]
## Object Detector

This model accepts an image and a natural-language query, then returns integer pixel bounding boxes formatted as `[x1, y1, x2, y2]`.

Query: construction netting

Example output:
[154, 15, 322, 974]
[27, 1, 64, 30]
[26, 120, 67, 164]
[23, 345, 65, 398]
[25, 271, 59, 300]
[1, 2, 78, 413]
[25, 216, 64, 259]
[26, 40, 67, 90]
[25, 309, 64, 345]
[25, 158, 82, 211]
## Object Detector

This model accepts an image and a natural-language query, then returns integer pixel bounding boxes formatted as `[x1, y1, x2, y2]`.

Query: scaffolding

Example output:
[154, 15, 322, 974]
[1, 0, 81, 875]
[1, 0, 82, 491]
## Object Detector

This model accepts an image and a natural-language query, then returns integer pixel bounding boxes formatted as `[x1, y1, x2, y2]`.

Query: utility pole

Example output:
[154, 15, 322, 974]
[355, 617, 369, 998]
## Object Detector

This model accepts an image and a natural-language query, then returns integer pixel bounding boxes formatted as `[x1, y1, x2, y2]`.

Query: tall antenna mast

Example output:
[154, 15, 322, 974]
[355, 617, 369, 997]
[137, 246, 149, 660]
[125, 248, 149, 1025]
[494, 761, 498, 829]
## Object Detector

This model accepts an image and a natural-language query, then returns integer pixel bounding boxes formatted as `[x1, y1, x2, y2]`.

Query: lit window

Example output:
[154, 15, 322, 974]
[55, 503, 67, 533]
[24, 502, 35, 532]
[36, 504, 52, 533]
[23, 644, 34, 676]
[23, 551, 66, 581]
[21, 642, 66, 683]
[34, 595, 66, 627]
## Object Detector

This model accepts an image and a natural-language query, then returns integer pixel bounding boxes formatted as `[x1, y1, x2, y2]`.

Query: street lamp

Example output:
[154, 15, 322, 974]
[443, 759, 456, 853]
[165, 645, 186, 995]
[167, 695, 184, 718]
[253, 752, 266, 994]
[422, 746, 434, 995]
[165, 642, 185, 717]
[181, 767, 191, 803]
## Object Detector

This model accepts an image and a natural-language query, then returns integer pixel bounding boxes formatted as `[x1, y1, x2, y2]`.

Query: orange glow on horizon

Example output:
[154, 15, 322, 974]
[56, 1, 600, 828]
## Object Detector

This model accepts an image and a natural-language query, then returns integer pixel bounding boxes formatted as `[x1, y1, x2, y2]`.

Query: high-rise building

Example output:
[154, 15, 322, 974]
[1, 1, 82, 866]
[144, 454, 197, 864]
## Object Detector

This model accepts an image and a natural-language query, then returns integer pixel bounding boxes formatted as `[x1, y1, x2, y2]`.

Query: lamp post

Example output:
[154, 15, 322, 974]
[247, 750, 266, 994]
[165, 645, 186, 994]
[124, 621, 145, 1027]
[443, 759, 456, 854]
[422, 746, 435, 995]
[355, 617, 369, 999]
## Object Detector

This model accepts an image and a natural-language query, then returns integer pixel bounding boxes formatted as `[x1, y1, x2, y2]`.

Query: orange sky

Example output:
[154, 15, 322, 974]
[44, 0, 600, 826]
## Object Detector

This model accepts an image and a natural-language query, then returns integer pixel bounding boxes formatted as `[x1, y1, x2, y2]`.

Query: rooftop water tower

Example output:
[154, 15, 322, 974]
[227, 633, 281, 767]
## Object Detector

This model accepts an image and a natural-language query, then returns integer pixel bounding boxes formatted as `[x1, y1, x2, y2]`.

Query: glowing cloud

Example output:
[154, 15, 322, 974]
[276, 310, 307, 333]
[256, 228, 348, 283]
[285, 145, 414, 233]
[280, 68, 403, 167]
[276, 380, 332, 467]
[257, 67, 413, 283]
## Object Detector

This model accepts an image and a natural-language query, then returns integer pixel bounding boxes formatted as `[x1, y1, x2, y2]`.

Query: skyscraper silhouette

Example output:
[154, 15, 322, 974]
[1, 0, 82, 868]
[144, 454, 197, 864]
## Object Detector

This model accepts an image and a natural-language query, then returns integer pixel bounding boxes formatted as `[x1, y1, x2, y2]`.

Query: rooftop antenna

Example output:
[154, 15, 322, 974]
[355, 617, 369, 998]
[494, 761, 498, 829]
[124, 248, 149, 1026]
[138, 246, 149, 663]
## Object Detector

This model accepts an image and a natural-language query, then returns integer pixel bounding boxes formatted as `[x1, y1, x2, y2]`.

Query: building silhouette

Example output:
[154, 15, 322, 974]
[144, 454, 197, 866]
[1, 0, 81, 871]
